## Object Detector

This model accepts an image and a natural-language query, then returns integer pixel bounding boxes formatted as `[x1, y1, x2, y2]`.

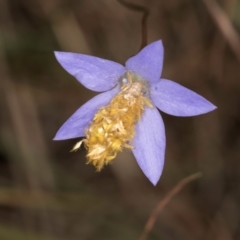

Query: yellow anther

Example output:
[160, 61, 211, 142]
[72, 72, 153, 170]
[70, 140, 84, 152]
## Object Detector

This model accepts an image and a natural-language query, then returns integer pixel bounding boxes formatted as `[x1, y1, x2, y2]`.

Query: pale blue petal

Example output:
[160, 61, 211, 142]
[151, 79, 217, 116]
[54, 52, 126, 92]
[54, 86, 119, 140]
[132, 107, 166, 185]
[125, 40, 164, 83]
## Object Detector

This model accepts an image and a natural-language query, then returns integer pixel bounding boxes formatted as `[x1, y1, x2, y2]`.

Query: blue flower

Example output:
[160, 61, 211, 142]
[54, 40, 216, 185]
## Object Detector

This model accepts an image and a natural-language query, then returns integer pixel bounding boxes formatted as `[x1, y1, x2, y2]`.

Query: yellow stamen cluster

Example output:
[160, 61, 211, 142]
[72, 72, 153, 170]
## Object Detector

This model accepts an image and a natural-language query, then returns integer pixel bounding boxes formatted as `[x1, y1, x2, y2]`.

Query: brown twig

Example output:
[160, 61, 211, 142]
[138, 172, 202, 240]
[117, 0, 149, 51]
[202, 0, 240, 64]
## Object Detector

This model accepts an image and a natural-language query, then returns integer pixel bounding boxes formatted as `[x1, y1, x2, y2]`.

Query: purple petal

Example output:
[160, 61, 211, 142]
[132, 107, 166, 185]
[54, 86, 119, 140]
[54, 52, 126, 92]
[151, 79, 217, 116]
[125, 40, 164, 83]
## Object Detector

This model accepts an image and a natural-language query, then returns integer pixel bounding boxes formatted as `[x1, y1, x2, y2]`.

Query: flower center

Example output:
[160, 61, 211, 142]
[72, 71, 153, 170]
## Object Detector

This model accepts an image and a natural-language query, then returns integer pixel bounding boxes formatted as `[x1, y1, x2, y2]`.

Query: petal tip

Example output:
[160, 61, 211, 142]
[210, 104, 217, 111]
[199, 102, 217, 115]
[149, 176, 160, 186]
[54, 51, 62, 59]
[153, 39, 163, 48]
[53, 133, 63, 141]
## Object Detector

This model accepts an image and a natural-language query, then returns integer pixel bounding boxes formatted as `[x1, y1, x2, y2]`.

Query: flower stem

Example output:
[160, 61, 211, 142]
[138, 172, 203, 240]
[117, 0, 149, 51]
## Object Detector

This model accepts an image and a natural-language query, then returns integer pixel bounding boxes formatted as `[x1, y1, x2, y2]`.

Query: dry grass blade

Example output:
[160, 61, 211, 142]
[202, 0, 240, 63]
[138, 172, 202, 240]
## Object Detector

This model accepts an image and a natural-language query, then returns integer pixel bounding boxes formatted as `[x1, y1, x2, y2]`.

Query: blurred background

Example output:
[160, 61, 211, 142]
[0, 0, 240, 239]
